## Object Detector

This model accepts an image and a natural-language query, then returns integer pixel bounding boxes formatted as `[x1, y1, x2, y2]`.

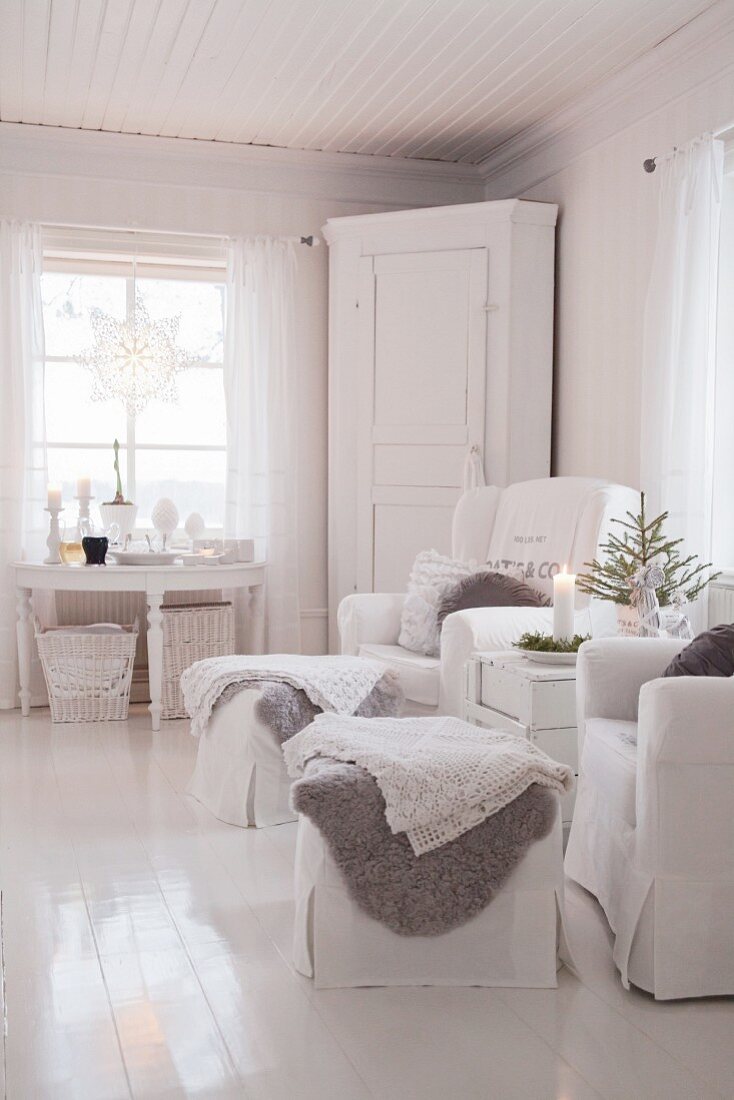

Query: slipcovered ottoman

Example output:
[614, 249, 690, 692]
[285, 712, 574, 988]
[187, 686, 296, 828]
[183, 655, 403, 828]
[293, 806, 567, 988]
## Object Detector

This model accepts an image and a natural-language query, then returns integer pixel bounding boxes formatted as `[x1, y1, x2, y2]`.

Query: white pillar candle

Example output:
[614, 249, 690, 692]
[47, 485, 62, 510]
[76, 476, 92, 498]
[553, 566, 576, 642]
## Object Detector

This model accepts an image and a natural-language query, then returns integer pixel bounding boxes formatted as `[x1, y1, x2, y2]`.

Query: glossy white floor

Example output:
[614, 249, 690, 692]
[0, 708, 732, 1100]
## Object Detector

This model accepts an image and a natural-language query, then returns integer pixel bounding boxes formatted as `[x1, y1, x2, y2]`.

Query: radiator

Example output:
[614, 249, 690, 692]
[708, 581, 734, 627]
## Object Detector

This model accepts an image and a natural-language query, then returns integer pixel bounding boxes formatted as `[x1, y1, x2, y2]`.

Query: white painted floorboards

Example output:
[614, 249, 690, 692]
[0, 707, 731, 1099]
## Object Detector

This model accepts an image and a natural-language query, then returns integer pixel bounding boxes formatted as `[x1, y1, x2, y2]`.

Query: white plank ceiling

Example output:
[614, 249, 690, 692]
[0, 0, 719, 165]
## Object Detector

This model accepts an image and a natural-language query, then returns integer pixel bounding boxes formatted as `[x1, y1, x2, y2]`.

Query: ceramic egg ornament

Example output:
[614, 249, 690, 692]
[184, 511, 205, 546]
[151, 497, 179, 549]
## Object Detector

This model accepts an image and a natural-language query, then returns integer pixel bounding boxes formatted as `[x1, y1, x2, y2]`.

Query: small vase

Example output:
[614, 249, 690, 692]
[59, 540, 85, 564]
[616, 604, 639, 638]
[82, 536, 109, 565]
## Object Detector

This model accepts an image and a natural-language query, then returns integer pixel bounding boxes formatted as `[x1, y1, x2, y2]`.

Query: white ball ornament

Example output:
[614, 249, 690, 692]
[151, 497, 179, 545]
[184, 511, 205, 543]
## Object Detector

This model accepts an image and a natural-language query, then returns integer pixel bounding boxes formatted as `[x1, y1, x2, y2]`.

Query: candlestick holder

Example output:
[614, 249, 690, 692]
[74, 493, 94, 540]
[44, 507, 64, 564]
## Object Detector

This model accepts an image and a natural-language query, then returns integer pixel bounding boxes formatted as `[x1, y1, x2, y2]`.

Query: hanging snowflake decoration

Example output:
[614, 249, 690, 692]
[78, 296, 198, 417]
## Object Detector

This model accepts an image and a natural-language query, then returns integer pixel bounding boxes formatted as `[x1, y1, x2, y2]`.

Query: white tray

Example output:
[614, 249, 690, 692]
[514, 649, 578, 666]
[108, 550, 181, 566]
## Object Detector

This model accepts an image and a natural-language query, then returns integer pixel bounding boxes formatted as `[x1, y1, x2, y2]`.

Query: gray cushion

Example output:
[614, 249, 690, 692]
[663, 623, 734, 678]
[437, 570, 548, 626]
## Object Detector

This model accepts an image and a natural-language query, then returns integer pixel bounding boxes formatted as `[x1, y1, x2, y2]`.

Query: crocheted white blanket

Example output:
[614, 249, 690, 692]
[181, 654, 389, 740]
[284, 714, 574, 855]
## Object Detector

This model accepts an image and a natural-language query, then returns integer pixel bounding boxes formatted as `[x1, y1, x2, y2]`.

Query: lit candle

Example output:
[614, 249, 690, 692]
[76, 476, 92, 498]
[47, 485, 62, 511]
[553, 565, 576, 642]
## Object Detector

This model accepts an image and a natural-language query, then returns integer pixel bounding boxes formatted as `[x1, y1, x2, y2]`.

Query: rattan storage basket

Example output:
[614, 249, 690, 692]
[36, 619, 138, 723]
[161, 602, 235, 720]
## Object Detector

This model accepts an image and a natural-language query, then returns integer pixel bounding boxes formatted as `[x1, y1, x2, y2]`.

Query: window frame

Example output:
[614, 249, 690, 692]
[41, 251, 228, 538]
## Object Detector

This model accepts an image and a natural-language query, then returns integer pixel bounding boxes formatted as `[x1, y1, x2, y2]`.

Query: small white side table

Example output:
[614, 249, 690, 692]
[464, 651, 578, 827]
[13, 560, 266, 731]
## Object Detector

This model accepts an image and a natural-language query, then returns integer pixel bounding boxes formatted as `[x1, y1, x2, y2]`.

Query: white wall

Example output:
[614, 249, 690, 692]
[0, 123, 483, 653]
[481, 7, 734, 494]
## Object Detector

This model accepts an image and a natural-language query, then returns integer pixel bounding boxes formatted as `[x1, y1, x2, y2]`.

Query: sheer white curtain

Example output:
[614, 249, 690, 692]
[224, 237, 301, 653]
[0, 221, 47, 708]
[641, 135, 724, 622]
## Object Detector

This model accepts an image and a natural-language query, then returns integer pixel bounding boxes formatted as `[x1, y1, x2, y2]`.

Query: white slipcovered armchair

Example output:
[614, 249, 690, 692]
[338, 476, 637, 717]
[566, 638, 734, 1000]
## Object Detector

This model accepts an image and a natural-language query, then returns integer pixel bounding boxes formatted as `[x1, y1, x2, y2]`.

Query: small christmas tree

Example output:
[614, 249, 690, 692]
[577, 492, 719, 607]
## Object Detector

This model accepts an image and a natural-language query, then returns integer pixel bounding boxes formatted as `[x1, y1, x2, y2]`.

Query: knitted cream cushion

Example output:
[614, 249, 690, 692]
[399, 550, 476, 657]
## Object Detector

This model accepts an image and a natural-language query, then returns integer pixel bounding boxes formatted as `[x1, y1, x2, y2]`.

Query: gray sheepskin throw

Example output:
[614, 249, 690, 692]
[254, 675, 403, 745]
[437, 569, 549, 626]
[291, 757, 557, 936]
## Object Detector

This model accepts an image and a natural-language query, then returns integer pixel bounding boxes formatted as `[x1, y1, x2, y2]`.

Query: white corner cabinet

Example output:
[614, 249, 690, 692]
[324, 200, 558, 648]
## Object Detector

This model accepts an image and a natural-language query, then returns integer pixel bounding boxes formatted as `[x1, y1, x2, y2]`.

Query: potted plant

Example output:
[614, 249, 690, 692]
[577, 492, 718, 637]
[99, 439, 138, 545]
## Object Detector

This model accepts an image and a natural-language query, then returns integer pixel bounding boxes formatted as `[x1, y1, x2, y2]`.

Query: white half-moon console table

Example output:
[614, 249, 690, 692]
[12, 560, 266, 731]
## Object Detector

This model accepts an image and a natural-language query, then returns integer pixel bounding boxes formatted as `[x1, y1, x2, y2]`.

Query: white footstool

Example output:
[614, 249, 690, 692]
[187, 687, 296, 828]
[293, 801, 568, 989]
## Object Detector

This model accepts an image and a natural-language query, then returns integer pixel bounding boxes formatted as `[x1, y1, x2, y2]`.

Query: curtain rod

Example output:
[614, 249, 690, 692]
[40, 222, 320, 245]
[643, 121, 734, 173]
[220, 233, 320, 246]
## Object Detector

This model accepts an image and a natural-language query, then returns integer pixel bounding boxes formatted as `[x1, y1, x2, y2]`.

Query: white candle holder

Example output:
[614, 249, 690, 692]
[74, 493, 94, 540]
[44, 507, 64, 564]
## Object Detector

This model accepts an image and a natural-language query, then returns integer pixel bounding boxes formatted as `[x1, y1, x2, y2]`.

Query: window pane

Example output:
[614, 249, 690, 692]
[135, 449, 225, 529]
[47, 447, 119, 513]
[136, 278, 224, 362]
[42, 261, 228, 537]
[41, 272, 126, 357]
[46, 362, 126, 444]
[135, 367, 226, 446]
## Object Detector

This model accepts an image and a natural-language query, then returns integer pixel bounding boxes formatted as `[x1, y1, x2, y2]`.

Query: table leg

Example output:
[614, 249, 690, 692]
[250, 582, 266, 654]
[147, 591, 164, 731]
[16, 587, 33, 716]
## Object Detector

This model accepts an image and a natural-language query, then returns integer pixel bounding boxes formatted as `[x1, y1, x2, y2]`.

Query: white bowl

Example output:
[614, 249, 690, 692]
[108, 550, 180, 566]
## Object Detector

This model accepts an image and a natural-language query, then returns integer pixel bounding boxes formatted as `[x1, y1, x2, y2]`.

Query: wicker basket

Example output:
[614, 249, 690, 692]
[36, 619, 138, 723]
[161, 602, 235, 719]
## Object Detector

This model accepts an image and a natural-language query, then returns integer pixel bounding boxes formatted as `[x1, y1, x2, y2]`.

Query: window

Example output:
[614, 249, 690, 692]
[41, 260, 226, 534]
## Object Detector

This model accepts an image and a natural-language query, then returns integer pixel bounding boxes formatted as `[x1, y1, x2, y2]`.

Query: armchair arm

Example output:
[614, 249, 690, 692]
[576, 637, 684, 753]
[439, 605, 592, 718]
[636, 676, 734, 877]
[638, 676, 734, 765]
[337, 593, 404, 655]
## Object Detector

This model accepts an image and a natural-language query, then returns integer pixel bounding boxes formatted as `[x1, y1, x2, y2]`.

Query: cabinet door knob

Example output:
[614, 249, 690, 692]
[483, 303, 499, 312]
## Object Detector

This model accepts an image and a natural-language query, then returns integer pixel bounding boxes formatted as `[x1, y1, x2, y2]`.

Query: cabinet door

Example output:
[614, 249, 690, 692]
[357, 248, 487, 592]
